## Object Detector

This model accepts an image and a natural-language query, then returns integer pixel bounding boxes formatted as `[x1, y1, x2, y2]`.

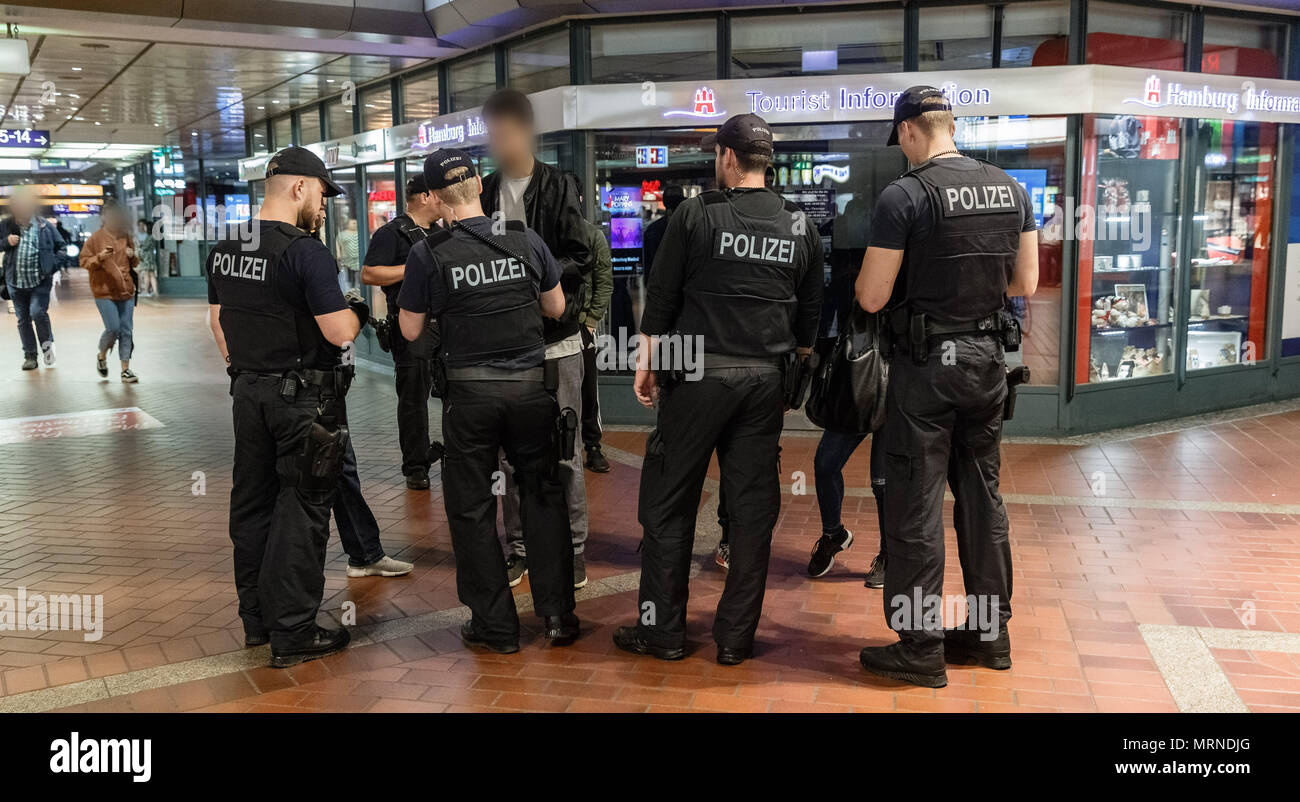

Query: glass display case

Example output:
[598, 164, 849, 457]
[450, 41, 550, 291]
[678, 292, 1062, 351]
[1184, 120, 1276, 371]
[1076, 114, 1182, 384]
[327, 169, 363, 292]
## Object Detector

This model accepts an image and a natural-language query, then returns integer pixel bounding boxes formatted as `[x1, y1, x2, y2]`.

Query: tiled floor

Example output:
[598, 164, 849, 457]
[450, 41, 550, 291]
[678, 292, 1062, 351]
[2, 271, 1299, 713]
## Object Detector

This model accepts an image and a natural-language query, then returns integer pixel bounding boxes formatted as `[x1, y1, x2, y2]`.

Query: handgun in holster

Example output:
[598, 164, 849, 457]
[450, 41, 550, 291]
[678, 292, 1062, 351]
[1003, 365, 1030, 422]
[553, 406, 578, 469]
[295, 421, 350, 492]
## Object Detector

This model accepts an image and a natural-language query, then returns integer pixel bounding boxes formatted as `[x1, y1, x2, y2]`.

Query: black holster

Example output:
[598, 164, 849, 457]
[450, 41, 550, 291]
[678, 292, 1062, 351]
[1004, 365, 1030, 421]
[295, 421, 350, 492]
[782, 351, 816, 410]
[552, 406, 578, 475]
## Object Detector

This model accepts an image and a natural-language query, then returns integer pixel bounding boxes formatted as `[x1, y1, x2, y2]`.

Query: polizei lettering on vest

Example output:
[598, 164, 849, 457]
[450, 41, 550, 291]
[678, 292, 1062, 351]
[716, 231, 796, 264]
[211, 251, 269, 281]
[943, 184, 1018, 216]
[449, 257, 526, 289]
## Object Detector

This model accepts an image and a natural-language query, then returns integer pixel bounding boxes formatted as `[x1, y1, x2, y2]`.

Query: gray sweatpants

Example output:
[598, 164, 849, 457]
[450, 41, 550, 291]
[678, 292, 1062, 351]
[502, 350, 589, 556]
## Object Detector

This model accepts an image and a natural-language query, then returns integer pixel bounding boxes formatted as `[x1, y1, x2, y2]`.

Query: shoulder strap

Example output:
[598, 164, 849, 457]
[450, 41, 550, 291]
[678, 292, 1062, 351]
[451, 221, 535, 276]
[426, 227, 454, 249]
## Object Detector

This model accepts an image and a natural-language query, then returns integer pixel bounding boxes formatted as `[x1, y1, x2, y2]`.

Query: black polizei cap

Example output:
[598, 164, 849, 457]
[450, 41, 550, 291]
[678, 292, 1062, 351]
[405, 173, 430, 197]
[423, 148, 478, 189]
[887, 85, 953, 146]
[701, 113, 773, 156]
[264, 146, 344, 197]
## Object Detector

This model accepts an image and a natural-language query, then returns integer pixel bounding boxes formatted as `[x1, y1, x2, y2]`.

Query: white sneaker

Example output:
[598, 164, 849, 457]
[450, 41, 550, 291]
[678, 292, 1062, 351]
[40, 341, 55, 367]
[346, 555, 413, 577]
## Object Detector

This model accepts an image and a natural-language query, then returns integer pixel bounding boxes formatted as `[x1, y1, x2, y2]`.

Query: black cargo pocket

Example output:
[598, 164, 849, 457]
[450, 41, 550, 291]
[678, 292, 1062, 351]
[886, 452, 912, 484]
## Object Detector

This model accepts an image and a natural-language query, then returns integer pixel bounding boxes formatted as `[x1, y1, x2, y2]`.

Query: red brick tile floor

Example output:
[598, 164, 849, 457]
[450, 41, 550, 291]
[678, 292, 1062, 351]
[1, 271, 1298, 712]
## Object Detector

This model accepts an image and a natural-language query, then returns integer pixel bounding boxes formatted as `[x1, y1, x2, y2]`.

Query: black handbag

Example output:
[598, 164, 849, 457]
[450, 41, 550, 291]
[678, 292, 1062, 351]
[805, 304, 888, 434]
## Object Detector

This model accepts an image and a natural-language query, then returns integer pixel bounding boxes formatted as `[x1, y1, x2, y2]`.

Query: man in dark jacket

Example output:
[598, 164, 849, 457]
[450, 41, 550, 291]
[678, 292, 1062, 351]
[479, 88, 595, 590]
[1, 187, 62, 370]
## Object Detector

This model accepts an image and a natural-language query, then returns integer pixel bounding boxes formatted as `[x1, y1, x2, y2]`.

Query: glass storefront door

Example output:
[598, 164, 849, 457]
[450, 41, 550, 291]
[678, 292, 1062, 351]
[364, 162, 398, 316]
[1184, 121, 1276, 371]
[327, 168, 363, 291]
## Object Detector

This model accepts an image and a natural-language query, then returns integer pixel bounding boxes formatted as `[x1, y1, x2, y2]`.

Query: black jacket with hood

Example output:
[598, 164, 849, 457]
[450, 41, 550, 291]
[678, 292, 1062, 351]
[481, 159, 592, 344]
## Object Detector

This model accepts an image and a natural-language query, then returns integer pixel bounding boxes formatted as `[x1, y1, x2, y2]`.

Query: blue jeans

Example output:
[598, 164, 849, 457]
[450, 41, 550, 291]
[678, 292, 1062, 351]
[332, 439, 385, 567]
[94, 297, 135, 360]
[11, 277, 53, 357]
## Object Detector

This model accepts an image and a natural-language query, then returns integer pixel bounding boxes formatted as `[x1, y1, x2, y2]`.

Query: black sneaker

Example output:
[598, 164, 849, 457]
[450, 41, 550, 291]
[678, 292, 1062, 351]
[859, 641, 947, 688]
[944, 626, 1012, 670]
[585, 445, 611, 473]
[460, 621, 519, 654]
[22, 356, 37, 370]
[863, 553, 886, 588]
[405, 468, 430, 490]
[244, 631, 269, 648]
[613, 625, 686, 661]
[120, 368, 138, 384]
[808, 528, 853, 577]
[506, 554, 528, 587]
[573, 553, 587, 589]
[269, 626, 351, 668]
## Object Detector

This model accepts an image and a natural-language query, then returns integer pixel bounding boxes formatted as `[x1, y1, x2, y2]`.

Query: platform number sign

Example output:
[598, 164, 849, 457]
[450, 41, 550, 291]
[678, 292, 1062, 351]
[636, 146, 668, 168]
[0, 128, 49, 148]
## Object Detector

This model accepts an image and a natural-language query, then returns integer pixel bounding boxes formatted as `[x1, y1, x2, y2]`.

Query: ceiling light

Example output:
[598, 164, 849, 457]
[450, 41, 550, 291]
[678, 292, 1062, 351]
[71, 66, 81, 71]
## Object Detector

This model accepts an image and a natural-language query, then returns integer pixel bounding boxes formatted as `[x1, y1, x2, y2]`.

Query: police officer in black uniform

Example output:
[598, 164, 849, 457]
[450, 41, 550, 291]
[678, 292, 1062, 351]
[361, 174, 444, 489]
[614, 114, 823, 666]
[397, 148, 578, 653]
[207, 146, 370, 668]
[855, 87, 1039, 687]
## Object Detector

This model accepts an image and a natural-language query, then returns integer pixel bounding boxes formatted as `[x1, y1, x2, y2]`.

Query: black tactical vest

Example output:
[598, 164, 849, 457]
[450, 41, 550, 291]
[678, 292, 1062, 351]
[428, 221, 543, 369]
[209, 221, 336, 373]
[392, 214, 429, 248]
[898, 158, 1022, 323]
[678, 189, 813, 358]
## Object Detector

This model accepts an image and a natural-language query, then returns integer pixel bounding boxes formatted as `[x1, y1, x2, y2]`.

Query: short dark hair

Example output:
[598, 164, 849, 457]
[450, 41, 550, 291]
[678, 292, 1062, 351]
[736, 150, 772, 175]
[483, 88, 535, 126]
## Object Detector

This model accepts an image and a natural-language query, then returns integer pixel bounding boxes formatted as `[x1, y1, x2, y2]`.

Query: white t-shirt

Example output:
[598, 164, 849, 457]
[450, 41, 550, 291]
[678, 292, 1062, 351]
[498, 174, 531, 224]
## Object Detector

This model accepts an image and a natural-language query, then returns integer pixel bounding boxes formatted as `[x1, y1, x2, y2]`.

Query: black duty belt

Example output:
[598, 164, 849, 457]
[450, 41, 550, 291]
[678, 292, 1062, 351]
[923, 313, 1003, 339]
[701, 353, 783, 372]
[445, 366, 544, 382]
[232, 368, 345, 392]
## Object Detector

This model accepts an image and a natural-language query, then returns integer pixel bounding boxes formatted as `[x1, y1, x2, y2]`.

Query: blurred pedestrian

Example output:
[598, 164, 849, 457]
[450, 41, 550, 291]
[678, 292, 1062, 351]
[81, 199, 140, 383]
[1, 187, 62, 370]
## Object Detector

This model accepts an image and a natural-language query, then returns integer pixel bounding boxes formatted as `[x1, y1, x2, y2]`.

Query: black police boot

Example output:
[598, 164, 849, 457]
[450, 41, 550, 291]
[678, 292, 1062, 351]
[716, 644, 752, 666]
[405, 468, 430, 490]
[270, 626, 351, 669]
[585, 445, 611, 473]
[244, 630, 269, 648]
[613, 626, 686, 661]
[543, 612, 580, 643]
[944, 626, 1011, 670]
[858, 640, 948, 688]
[460, 621, 520, 655]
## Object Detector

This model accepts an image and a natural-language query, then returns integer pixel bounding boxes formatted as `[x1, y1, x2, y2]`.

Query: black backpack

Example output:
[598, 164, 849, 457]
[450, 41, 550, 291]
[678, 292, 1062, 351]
[805, 304, 888, 434]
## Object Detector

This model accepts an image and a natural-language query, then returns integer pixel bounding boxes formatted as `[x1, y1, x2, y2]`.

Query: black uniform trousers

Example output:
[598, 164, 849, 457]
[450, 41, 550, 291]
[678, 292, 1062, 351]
[882, 334, 1012, 652]
[393, 323, 435, 476]
[228, 374, 339, 651]
[442, 379, 574, 644]
[637, 367, 784, 650]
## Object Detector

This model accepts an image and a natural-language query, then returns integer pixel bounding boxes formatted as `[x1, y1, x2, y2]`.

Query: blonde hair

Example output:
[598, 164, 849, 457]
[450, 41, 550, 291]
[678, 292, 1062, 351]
[434, 167, 478, 206]
[912, 97, 955, 138]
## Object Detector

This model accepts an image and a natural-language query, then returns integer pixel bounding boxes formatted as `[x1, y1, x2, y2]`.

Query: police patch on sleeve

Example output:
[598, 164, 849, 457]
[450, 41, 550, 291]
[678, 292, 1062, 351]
[940, 183, 1020, 218]
[713, 229, 798, 266]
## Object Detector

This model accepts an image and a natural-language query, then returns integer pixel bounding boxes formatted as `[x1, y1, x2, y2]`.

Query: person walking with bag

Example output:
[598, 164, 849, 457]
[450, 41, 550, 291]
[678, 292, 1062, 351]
[81, 200, 140, 383]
